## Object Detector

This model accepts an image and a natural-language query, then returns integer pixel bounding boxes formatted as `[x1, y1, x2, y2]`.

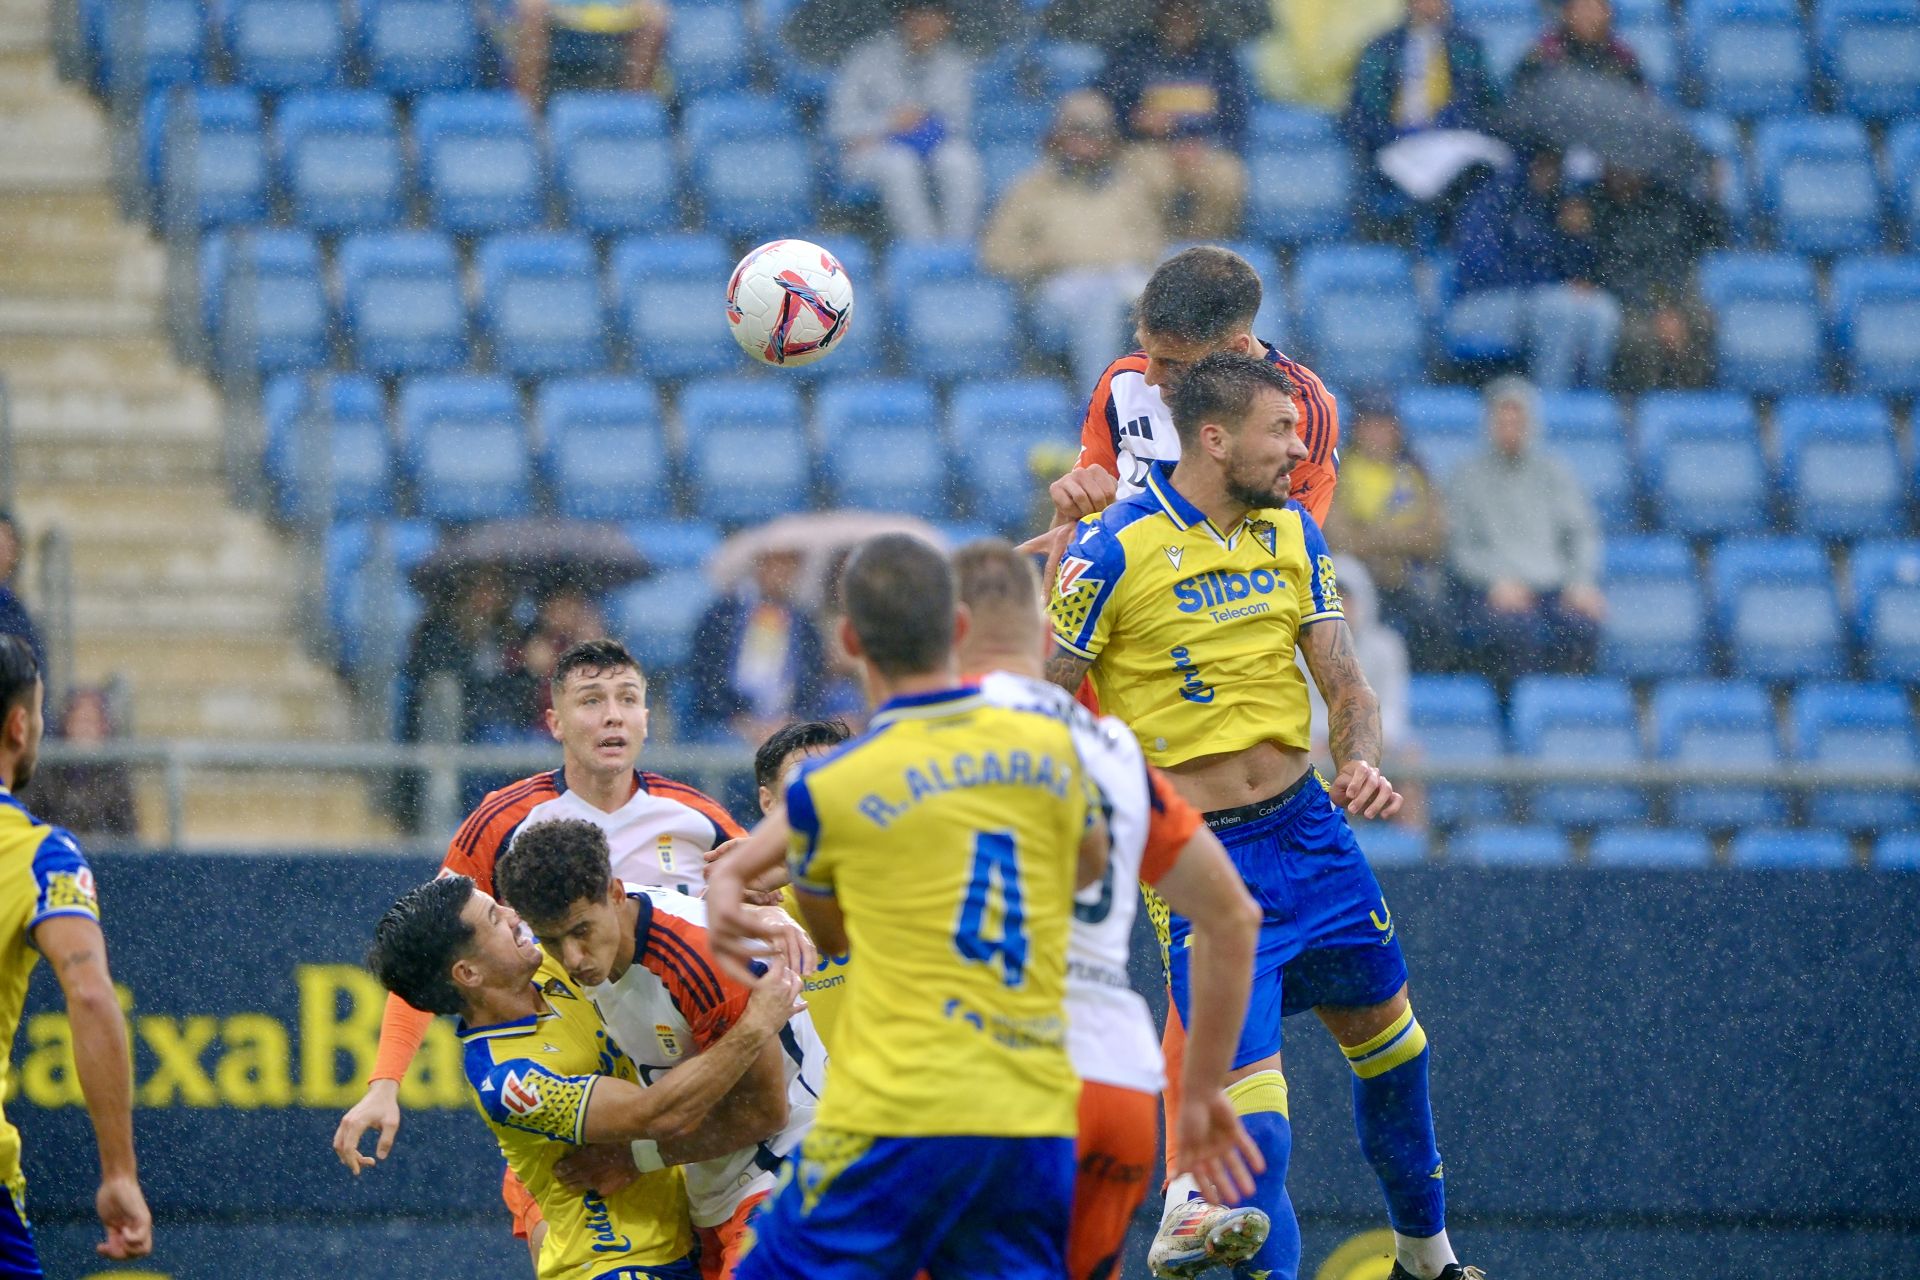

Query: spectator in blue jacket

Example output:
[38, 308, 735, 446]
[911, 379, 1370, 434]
[1096, 0, 1252, 239]
[685, 548, 827, 747]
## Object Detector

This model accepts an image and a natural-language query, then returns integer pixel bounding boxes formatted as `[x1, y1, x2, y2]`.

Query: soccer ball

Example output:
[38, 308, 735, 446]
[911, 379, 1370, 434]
[725, 239, 855, 368]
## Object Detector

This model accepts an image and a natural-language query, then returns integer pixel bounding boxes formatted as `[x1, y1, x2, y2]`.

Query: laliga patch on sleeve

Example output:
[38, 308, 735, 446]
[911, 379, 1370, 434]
[501, 1069, 544, 1117]
[1057, 556, 1094, 593]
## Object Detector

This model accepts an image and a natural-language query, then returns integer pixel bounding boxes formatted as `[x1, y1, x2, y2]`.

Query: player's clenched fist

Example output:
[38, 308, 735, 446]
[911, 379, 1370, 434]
[95, 1174, 152, 1259]
[333, 1076, 402, 1175]
[1328, 759, 1403, 821]
[1049, 464, 1118, 523]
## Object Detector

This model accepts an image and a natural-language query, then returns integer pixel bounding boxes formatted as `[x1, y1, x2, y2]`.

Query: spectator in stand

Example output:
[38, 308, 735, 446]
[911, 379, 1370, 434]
[1096, 0, 1252, 240]
[1257, 0, 1403, 111]
[522, 585, 610, 731]
[1448, 377, 1605, 676]
[1323, 391, 1454, 670]
[1513, 0, 1642, 88]
[1307, 557, 1426, 828]
[399, 566, 533, 744]
[982, 90, 1168, 389]
[827, 0, 984, 242]
[27, 687, 136, 841]
[685, 548, 828, 747]
[1592, 169, 1722, 392]
[1451, 147, 1621, 389]
[507, 0, 670, 105]
[0, 513, 42, 669]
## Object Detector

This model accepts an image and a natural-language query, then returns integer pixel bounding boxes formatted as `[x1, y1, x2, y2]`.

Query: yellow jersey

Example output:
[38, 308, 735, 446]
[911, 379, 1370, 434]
[785, 688, 1092, 1139]
[778, 884, 851, 1055]
[0, 789, 99, 1196]
[1050, 466, 1344, 768]
[459, 953, 692, 1278]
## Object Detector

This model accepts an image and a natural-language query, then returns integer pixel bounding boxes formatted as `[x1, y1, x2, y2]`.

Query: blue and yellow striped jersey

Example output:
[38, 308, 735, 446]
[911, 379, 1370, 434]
[1050, 467, 1344, 768]
[0, 787, 99, 1192]
[460, 953, 691, 1278]
[785, 688, 1093, 1140]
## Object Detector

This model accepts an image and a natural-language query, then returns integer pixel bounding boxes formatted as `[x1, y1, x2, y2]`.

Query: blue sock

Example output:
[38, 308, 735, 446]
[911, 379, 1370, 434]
[1226, 1070, 1302, 1280]
[1343, 1007, 1446, 1239]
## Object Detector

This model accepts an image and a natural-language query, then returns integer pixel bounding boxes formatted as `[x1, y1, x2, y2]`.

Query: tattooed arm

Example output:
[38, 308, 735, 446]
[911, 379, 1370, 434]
[1044, 646, 1094, 695]
[1300, 619, 1402, 820]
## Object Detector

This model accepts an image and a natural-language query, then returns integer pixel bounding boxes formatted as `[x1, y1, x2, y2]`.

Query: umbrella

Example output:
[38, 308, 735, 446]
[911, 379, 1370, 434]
[781, 0, 1025, 62]
[708, 512, 950, 613]
[410, 520, 651, 598]
[1499, 68, 1707, 181]
[1043, 0, 1272, 45]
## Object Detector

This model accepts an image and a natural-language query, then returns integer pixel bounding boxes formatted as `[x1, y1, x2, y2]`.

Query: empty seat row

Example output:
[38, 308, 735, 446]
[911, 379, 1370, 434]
[1426, 824, 1913, 867]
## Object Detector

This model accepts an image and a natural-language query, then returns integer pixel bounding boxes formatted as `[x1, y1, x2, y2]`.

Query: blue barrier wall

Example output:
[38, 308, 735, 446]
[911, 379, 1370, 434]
[16, 857, 1918, 1280]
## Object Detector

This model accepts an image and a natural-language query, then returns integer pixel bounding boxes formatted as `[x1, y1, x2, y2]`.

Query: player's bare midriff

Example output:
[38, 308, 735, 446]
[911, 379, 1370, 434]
[1162, 739, 1309, 816]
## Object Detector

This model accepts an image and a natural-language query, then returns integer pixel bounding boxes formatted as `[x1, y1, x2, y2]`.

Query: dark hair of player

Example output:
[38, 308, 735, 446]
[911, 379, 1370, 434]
[953, 539, 1042, 616]
[552, 638, 644, 695]
[495, 818, 614, 925]
[754, 720, 853, 793]
[366, 874, 478, 1016]
[1166, 351, 1298, 449]
[1135, 246, 1264, 345]
[839, 533, 955, 678]
[0, 635, 37, 712]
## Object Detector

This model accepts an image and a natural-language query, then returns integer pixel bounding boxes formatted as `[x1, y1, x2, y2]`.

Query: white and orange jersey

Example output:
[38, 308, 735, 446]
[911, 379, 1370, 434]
[977, 671, 1199, 1095]
[518, 770, 746, 897]
[592, 888, 826, 1229]
[1075, 343, 1341, 526]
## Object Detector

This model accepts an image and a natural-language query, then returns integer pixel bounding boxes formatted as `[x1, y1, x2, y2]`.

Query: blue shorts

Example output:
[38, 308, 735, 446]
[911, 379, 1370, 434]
[736, 1130, 1074, 1280]
[587, 1258, 699, 1280]
[0, 1180, 40, 1278]
[1168, 770, 1408, 1070]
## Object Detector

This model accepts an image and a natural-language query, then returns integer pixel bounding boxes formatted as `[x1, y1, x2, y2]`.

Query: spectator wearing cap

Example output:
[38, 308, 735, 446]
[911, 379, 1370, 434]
[0, 513, 42, 670]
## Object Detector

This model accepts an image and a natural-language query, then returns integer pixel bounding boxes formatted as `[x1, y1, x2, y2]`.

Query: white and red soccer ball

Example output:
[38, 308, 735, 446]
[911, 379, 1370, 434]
[725, 238, 855, 368]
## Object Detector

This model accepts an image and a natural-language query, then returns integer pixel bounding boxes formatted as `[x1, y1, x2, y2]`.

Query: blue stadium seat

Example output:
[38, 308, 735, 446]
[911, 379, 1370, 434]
[1688, 111, 1752, 238]
[274, 92, 405, 234]
[1616, 14, 1681, 95]
[1712, 535, 1844, 677]
[1816, 0, 1920, 118]
[1395, 386, 1482, 481]
[1350, 823, 1430, 866]
[1653, 679, 1786, 828]
[816, 379, 947, 515]
[1409, 675, 1508, 827]
[159, 87, 268, 230]
[1773, 396, 1903, 537]
[1851, 540, 1920, 679]
[610, 569, 715, 674]
[1453, 0, 1543, 80]
[223, 0, 344, 91]
[1636, 392, 1766, 535]
[952, 378, 1077, 530]
[1890, 121, 1920, 247]
[888, 251, 1018, 380]
[475, 232, 607, 378]
[1449, 825, 1572, 866]
[1830, 255, 1920, 394]
[1876, 833, 1920, 869]
[1688, 0, 1809, 115]
[1753, 116, 1882, 256]
[1696, 252, 1821, 393]
[1509, 676, 1647, 826]
[684, 94, 816, 239]
[211, 229, 329, 376]
[549, 94, 677, 237]
[1294, 246, 1422, 392]
[413, 92, 545, 234]
[1791, 682, 1919, 831]
[1600, 536, 1707, 677]
[1246, 109, 1351, 244]
[91, 0, 204, 92]
[1037, 40, 1106, 95]
[338, 231, 468, 376]
[1729, 828, 1854, 868]
[1589, 828, 1714, 868]
[1539, 391, 1632, 511]
[982, 140, 1040, 206]
[537, 377, 670, 520]
[397, 375, 533, 522]
[679, 379, 811, 523]
[326, 519, 436, 674]
[611, 233, 736, 380]
[621, 519, 722, 571]
[354, 0, 481, 93]
[262, 373, 394, 522]
[668, 4, 750, 96]
[975, 98, 1050, 148]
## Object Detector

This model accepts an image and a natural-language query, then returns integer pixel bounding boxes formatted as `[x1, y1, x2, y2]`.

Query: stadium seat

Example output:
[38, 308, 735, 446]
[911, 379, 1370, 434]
[1728, 828, 1855, 868]
[1245, 109, 1352, 245]
[91, 0, 204, 92]
[274, 92, 405, 234]
[952, 378, 1077, 530]
[1653, 679, 1787, 828]
[1696, 252, 1821, 394]
[1890, 121, 1920, 247]
[1688, 0, 1809, 116]
[1539, 391, 1633, 511]
[548, 94, 677, 237]
[1773, 396, 1903, 537]
[262, 373, 395, 522]
[1599, 536, 1707, 677]
[1509, 676, 1648, 826]
[1791, 682, 1919, 831]
[1830, 255, 1920, 394]
[612, 233, 737, 380]
[679, 378, 811, 523]
[475, 232, 607, 378]
[396, 375, 534, 522]
[1616, 14, 1681, 95]
[815, 379, 948, 515]
[884, 247, 1018, 380]
[1408, 675, 1508, 827]
[981, 140, 1040, 206]
[338, 231, 469, 376]
[1875, 833, 1920, 869]
[621, 519, 722, 571]
[975, 99, 1050, 149]
[1753, 116, 1882, 256]
[211, 229, 329, 376]
[354, 0, 482, 93]
[1449, 825, 1572, 866]
[1635, 392, 1766, 535]
[413, 92, 545, 234]
[1453, 0, 1543, 80]
[537, 378, 671, 520]
[1815, 0, 1920, 118]
[1850, 540, 1920, 679]
[1395, 386, 1482, 480]
[326, 519, 436, 674]
[1589, 828, 1714, 868]
[1350, 823, 1430, 866]
[223, 0, 345, 91]
[683, 94, 816, 239]
[1037, 40, 1106, 95]
[610, 569, 715, 675]
[1712, 536, 1844, 677]
[1294, 246, 1423, 392]
[667, 3, 750, 96]
[159, 87, 268, 231]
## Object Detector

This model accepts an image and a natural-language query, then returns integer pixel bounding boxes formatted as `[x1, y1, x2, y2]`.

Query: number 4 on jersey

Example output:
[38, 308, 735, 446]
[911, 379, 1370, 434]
[954, 832, 1028, 987]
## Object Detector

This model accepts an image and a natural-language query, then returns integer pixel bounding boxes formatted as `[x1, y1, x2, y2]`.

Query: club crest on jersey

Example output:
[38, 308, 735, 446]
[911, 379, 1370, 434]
[1057, 556, 1095, 593]
[655, 1024, 681, 1057]
[541, 977, 576, 999]
[501, 1069, 543, 1116]
[1250, 520, 1277, 556]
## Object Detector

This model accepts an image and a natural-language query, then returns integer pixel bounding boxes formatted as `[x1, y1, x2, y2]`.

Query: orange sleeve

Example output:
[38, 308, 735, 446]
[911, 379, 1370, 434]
[1139, 764, 1204, 886]
[644, 910, 753, 1051]
[1074, 361, 1128, 476]
[647, 775, 748, 843]
[1281, 356, 1340, 526]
